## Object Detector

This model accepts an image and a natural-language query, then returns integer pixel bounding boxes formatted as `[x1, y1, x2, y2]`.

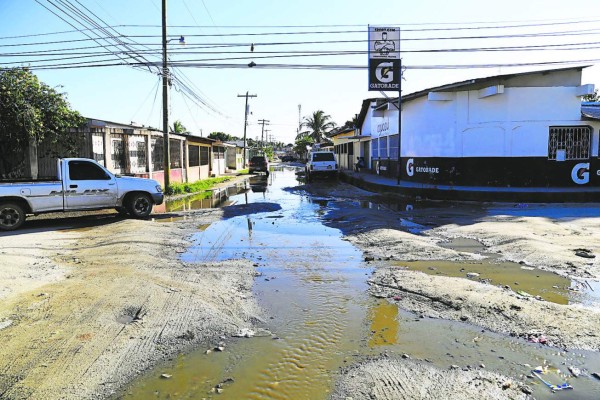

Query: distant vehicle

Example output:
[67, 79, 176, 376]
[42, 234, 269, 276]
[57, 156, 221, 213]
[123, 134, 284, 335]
[0, 158, 164, 231]
[248, 156, 269, 174]
[281, 155, 296, 162]
[305, 151, 338, 181]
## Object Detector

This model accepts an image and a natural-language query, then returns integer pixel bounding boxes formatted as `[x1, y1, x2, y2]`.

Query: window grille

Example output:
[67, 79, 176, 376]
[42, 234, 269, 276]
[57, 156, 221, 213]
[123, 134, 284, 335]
[189, 145, 200, 167]
[200, 147, 209, 166]
[170, 139, 181, 168]
[548, 126, 591, 160]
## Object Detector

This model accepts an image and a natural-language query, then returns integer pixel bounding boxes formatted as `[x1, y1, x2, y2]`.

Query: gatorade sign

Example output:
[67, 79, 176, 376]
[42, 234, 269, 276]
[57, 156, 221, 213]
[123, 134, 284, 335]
[368, 26, 400, 91]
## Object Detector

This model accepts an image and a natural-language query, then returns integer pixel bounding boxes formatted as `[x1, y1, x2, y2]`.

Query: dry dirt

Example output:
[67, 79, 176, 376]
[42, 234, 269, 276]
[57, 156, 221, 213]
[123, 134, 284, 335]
[2, 176, 600, 399]
[0, 207, 268, 399]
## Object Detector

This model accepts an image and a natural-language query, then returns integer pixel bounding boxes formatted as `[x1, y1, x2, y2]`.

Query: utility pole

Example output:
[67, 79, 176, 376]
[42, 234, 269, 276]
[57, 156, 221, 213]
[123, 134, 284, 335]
[258, 119, 270, 148]
[237, 92, 257, 167]
[161, 0, 170, 190]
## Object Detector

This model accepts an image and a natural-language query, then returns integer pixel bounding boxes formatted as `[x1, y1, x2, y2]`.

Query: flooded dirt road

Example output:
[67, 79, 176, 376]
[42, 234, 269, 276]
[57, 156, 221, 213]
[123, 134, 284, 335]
[122, 167, 600, 400]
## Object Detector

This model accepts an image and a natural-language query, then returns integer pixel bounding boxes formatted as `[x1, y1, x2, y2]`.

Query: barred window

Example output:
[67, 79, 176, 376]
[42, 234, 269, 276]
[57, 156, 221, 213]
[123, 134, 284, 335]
[170, 139, 181, 168]
[189, 145, 200, 167]
[379, 137, 388, 158]
[200, 146, 209, 166]
[112, 139, 125, 170]
[548, 126, 591, 161]
[371, 139, 379, 159]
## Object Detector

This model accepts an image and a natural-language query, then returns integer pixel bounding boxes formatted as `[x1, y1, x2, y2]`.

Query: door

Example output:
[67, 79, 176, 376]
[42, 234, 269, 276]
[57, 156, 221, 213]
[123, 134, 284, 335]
[64, 160, 118, 210]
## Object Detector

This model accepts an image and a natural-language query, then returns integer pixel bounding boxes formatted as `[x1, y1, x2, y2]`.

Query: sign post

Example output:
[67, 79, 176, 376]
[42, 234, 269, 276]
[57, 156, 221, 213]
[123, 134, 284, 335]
[368, 26, 402, 184]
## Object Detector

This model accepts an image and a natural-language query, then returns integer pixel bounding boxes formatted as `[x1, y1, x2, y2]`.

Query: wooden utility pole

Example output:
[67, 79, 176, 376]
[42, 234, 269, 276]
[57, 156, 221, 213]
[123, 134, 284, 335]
[238, 92, 257, 167]
[258, 119, 270, 148]
[161, 0, 170, 190]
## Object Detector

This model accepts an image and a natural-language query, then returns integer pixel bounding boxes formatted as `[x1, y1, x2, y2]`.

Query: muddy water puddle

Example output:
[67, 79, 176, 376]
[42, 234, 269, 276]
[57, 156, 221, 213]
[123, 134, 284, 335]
[123, 168, 600, 399]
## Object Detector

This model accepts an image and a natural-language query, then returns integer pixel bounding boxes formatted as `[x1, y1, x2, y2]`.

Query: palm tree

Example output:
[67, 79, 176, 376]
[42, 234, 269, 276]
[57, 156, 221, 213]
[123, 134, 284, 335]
[297, 110, 336, 144]
[170, 120, 188, 135]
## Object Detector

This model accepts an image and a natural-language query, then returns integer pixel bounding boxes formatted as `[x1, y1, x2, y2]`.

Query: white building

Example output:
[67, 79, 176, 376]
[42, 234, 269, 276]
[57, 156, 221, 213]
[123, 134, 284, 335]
[353, 66, 600, 201]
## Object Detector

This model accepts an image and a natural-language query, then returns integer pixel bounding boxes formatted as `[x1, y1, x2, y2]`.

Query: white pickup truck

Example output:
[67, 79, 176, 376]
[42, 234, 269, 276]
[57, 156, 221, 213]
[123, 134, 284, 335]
[0, 158, 164, 231]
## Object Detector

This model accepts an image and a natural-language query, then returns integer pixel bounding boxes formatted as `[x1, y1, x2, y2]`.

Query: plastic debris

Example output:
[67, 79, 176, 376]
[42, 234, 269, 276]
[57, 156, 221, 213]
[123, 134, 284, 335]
[531, 370, 573, 392]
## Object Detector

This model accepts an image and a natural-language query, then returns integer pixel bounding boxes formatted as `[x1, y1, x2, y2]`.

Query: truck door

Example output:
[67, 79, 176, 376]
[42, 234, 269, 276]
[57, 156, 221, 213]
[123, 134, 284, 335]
[64, 160, 118, 210]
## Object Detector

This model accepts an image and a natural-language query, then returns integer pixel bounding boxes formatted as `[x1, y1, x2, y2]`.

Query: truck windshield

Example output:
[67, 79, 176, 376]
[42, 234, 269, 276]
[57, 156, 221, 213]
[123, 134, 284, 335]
[313, 153, 335, 162]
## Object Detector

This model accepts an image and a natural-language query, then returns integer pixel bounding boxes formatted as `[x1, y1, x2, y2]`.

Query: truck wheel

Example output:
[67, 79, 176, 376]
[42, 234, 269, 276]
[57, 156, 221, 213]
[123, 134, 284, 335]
[0, 203, 26, 231]
[126, 193, 153, 218]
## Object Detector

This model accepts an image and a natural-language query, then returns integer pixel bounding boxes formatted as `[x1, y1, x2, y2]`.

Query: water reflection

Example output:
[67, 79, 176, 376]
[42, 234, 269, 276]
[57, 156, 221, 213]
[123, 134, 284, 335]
[249, 175, 269, 193]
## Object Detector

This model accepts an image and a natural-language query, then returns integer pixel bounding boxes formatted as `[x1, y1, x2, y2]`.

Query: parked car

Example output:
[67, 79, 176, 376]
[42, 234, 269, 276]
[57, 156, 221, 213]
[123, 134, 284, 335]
[305, 151, 338, 181]
[0, 158, 164, 231]
[248, 156, 269, 174]
[281, 155, 296, 162]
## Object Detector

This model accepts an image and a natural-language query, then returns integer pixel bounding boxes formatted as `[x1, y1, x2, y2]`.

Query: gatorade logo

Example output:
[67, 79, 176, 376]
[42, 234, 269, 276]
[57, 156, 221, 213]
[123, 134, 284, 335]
[406, 158, 414, 177]
[571, 162, 590, 185]
[375, 62, 394, 83]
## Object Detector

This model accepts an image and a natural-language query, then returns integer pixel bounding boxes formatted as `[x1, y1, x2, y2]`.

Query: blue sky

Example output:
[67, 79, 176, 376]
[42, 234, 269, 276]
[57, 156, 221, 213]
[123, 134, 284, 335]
[1, 0, 599, 144]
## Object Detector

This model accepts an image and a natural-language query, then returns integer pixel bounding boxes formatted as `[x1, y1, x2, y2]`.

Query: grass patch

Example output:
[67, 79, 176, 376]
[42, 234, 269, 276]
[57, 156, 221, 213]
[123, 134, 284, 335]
[168, 176, 232, 195]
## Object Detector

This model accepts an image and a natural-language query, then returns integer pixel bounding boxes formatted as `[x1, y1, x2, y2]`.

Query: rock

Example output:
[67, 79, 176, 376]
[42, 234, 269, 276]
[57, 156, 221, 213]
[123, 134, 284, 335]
[568, 366, 581, 377]
[364, 256, 375, 262]
[521, 385, 533, 395]
[466, 272, 480, 278]
[216, 388, 224, 394]
[160, 373, 172, 379]
[450, 365, 460, 370]
[501, 381, 512, 390]
[592, 372, 600, 380]
[575, 250, 595, 259]
[215, 346, 225, 352]
[460, 315, 469, 321]
[401, 354, 410, 359]
[479, 364, 485, 369]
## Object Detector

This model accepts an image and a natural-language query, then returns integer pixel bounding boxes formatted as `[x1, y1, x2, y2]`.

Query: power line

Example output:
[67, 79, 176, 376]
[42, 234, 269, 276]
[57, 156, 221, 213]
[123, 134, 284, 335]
[5, 16, 600, 40]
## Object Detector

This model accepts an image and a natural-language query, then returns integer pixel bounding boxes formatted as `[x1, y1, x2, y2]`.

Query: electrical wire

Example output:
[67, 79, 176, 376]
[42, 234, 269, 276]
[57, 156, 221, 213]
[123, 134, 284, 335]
[4, 16, 600, 40]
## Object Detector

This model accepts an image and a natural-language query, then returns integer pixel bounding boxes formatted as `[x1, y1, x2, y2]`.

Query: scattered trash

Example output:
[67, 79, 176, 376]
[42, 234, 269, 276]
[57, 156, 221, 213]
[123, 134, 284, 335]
[568, 366, 581, 377]
[466, 272, 480, 279]
[528, 334, 548, 345]
[531, 370, 573, 391]
[233, 328, 255, 338]
[392, 295, 401, 301]
[574, 249, 595, 259]
[0, 319, 13, 331]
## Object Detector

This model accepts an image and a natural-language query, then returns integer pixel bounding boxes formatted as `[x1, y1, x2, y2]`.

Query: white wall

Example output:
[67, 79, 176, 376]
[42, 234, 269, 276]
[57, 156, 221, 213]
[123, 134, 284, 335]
[366, 85, 600, 158]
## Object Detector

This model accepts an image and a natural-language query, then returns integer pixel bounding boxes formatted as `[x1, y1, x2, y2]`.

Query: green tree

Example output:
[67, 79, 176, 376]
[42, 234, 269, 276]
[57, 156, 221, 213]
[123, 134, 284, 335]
[170, 120, 188, 134]
[297, 110, 336, 144]
[0, 68, 84, 177]
[208, 131, 236, 142]
[583, 89, 599, 102]
[293, 134, 314, 160]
